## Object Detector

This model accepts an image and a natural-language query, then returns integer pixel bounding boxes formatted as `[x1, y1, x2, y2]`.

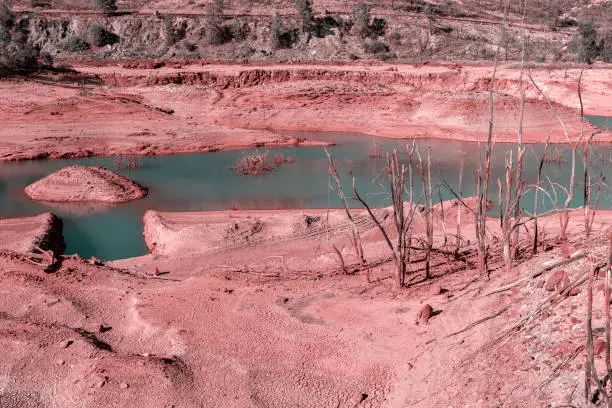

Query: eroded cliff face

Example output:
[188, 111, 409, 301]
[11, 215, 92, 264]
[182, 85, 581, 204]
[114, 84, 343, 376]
[0, 212, 65, 254]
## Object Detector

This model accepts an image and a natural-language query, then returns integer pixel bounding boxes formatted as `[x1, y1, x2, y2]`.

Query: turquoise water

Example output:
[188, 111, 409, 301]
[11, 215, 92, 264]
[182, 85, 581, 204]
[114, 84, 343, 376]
[0, 132, 610, 260]
[586, 115, 611, 131]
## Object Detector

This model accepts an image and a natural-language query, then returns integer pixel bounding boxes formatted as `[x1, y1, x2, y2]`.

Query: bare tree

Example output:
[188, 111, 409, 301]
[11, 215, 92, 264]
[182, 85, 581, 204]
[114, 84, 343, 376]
[324, 148, 366, 266]
[497, 149, 525, 272]
[528, 70, 584, 242]
[417, 147, 434, 279]
[475, 0, 510, 276]
[456, 152, 465, 253]
[514, 0, 527, 259]
[352, 149, 416, 288]
[585, 247, 612, 405]
[532, 133, 551, 254]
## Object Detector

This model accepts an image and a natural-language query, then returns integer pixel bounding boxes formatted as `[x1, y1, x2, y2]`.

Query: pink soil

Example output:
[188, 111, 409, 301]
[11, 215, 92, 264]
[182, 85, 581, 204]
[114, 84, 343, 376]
[1, 199, 610, 406]
[1, 62, 609, 161]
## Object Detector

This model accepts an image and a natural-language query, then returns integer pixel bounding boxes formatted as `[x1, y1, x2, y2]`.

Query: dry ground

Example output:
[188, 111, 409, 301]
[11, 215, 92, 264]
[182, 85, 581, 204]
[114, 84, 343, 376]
[0, 197, 610, 407]
[0, 62, 609, 161]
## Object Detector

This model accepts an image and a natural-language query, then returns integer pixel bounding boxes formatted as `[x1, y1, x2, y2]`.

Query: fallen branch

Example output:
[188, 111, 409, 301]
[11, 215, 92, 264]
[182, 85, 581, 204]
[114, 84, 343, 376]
[444, 305, 509, 339]
[482, 250, 586, 296]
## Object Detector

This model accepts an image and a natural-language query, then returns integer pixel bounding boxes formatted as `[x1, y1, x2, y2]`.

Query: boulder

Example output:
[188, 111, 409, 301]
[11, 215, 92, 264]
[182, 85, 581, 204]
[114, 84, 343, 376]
[544, 270, 570, 293]
[416, 304, 434, 325]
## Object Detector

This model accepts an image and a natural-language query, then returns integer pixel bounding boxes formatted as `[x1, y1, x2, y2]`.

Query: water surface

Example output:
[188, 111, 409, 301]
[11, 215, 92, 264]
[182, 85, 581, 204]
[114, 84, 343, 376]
[0, 133, 610, 260]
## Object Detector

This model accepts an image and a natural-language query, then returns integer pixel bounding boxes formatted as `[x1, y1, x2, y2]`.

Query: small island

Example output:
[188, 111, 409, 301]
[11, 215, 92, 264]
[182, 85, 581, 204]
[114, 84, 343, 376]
[25, 166, 147, 203]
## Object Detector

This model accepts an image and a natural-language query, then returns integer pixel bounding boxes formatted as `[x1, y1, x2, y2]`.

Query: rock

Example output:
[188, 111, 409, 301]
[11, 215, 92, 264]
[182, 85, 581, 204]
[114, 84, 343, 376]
[551, 340, 575, 357]
[119, 382, 129, 390]
[60, 339, 74, 349]
[544, 270, 570, 293]
[349, 393, 368, 405]
[89, 256, 103, 266]
[569, 287, 582, 296]
[416, 304, 434, 325]
[25, 166, 147, 203]
[593, 338, 607, 356]
[98, 325, 112, 333]
[429, 283, 442, 296]
[536, 280, 545, 289]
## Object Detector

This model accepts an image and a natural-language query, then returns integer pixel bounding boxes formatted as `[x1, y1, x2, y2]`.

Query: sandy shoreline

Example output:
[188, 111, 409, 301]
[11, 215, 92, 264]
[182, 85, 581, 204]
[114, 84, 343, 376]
[0, 62, 609, 162]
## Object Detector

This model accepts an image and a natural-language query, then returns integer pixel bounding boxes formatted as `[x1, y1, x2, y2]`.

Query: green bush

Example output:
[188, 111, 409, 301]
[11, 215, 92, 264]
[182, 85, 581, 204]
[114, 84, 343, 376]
[204, 0, 226, 45]
[164, 17, 175, 45]
[576, 21, 598, 64]
[294, 0, 313, 33]
[229, 19, 249, 42]
[90, 23, 120, 47]
[364, 40, 389, 54]
[270, 12, 283, 50]
[63, 36, 90, 52]
[0, 18, 42, 75]
[352, 3, 370, 38]
[94, 0, 116, 14]
[369, 17, 387, 37]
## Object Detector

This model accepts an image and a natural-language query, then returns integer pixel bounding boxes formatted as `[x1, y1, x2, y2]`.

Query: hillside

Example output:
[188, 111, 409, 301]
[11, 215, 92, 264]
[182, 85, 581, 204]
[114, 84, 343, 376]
[5, 0, 611, 63]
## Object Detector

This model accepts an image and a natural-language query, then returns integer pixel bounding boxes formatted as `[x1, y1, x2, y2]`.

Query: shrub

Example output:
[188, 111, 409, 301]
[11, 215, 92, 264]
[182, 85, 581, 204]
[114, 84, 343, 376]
[602, 31, 612, 63]
[535, 54, 546, 63]
[576, 21, 598, 64]
[270, 12, 283, 49]
[294, 0, 313, 33]
[164, 16, 175, 45]
[94, 0, 116, 15]
[369, 17, 387, 37]
[0, 19, 42, 75]
[388, 31, 402, 46]
[364, 40, 389, 54]
[424, 2, 437, 33]
[229, 19, 249, 41]
[182, 40, 197, 52]
[30, 0, 51, 8]
[232, 151, 293, 175]
[63, 36, 90, 52]
[204, 0, 226, 45]
[90, 23, 120, 47]
[352, 3, 370, 38]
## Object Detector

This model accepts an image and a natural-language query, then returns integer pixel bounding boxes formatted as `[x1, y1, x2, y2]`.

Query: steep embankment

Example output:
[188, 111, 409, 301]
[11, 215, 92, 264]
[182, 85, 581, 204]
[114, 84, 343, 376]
[0, 212, 65, 254]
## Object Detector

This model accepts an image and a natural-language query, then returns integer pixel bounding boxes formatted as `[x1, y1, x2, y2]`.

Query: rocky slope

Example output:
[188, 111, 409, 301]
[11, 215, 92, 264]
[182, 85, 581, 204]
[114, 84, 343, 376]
[10, 0, 610, 64]
[25, 166, 148, 203]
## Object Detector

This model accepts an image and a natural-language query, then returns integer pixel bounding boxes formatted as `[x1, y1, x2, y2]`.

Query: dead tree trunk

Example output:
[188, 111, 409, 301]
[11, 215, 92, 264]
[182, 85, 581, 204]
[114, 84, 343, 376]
[417, 147, 434, 280]
[528, 70, 584, 243]
[532, 133, 551, 254]
[456, 152, 465, 253]
[476, 0, 510, 277]
[514, 1, 526, 259]
[325, 147, 366, 266]
[352, 150, 416, 288]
